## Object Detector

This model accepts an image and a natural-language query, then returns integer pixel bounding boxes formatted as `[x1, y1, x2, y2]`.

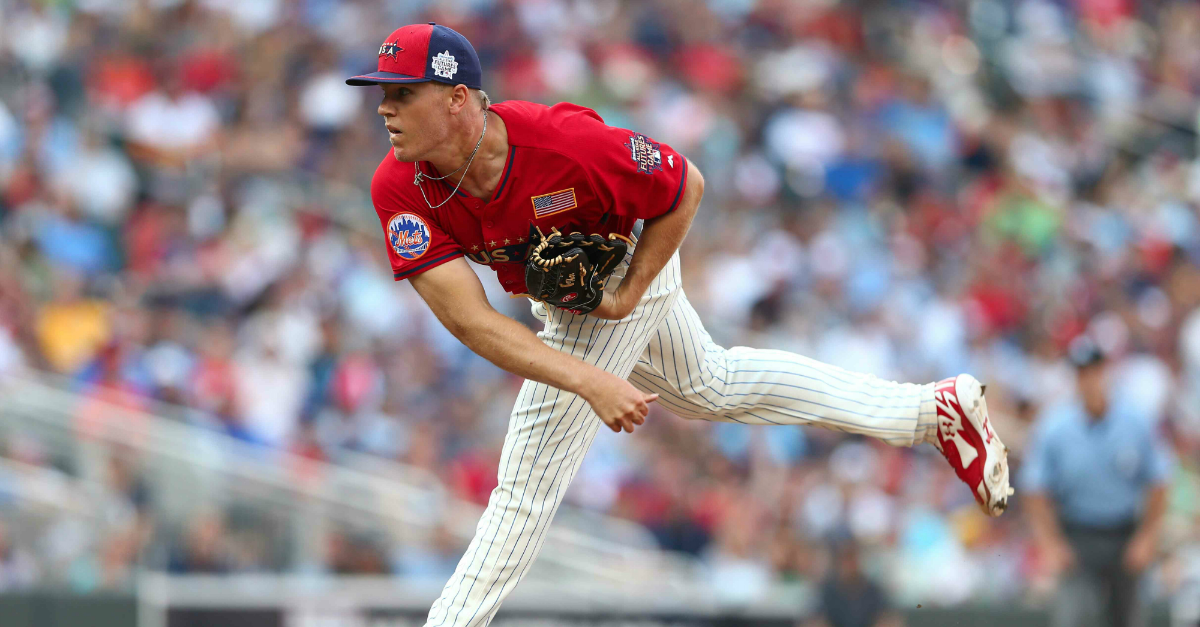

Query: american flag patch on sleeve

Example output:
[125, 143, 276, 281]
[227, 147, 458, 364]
[531, 188, 577, 218]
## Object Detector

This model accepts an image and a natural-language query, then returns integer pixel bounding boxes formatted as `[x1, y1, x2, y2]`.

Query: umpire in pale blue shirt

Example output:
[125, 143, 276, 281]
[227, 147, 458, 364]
[1021, 336, 1173, 627]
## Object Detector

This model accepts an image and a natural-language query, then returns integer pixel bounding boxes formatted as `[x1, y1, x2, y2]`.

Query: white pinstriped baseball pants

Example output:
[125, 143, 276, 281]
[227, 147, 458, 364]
[423, 252, 938, 627]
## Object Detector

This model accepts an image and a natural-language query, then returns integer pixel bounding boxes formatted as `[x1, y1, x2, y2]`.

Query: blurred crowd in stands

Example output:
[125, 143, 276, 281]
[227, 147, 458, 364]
[1, 0, 1199, 620]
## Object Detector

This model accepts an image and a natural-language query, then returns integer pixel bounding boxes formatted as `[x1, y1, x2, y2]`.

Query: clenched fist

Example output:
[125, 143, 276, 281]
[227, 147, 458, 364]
[580, 372, 657, 433]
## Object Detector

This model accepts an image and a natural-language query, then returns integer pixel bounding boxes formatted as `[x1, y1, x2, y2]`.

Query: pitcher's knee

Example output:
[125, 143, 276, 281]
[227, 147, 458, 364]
[669, 387, 736, 420]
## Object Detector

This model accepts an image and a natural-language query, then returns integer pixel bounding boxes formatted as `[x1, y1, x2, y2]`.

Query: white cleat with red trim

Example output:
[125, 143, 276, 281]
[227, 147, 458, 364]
[928, 374, 1013, 517]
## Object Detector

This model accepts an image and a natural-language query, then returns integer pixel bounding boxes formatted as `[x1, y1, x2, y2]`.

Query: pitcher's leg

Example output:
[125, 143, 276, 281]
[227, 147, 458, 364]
[628, 293, 935, 446]
[425, 255, 685, 627]
[426, 377, 605, 627]
[629, 292, 1013, 516]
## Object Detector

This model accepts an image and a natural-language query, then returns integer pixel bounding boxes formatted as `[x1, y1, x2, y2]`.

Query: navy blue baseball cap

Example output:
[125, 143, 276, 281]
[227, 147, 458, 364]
[346, 23, 482, 89]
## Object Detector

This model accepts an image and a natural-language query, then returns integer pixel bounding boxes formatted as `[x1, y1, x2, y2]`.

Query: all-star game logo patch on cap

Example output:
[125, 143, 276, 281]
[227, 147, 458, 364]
[346, 23, 483, 89]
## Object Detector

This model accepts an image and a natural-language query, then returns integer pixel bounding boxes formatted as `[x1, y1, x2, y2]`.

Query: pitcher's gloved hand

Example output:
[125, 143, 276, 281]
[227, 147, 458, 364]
[524, 227, 628, 315]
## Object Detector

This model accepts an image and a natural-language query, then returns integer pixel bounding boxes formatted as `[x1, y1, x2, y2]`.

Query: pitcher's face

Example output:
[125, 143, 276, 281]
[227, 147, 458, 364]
[377, 82, 454, 162]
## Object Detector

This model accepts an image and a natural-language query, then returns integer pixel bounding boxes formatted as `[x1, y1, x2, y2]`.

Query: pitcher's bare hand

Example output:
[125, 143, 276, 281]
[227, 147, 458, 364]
[581, 373, 657, 433]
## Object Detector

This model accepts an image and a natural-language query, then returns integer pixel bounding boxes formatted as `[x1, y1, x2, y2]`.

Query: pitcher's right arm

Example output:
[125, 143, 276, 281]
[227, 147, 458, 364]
[408, 257, 656, 433]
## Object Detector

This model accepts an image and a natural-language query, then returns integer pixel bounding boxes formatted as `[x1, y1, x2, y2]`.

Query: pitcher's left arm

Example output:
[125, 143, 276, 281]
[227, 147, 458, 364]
[590, 160, 704, 320]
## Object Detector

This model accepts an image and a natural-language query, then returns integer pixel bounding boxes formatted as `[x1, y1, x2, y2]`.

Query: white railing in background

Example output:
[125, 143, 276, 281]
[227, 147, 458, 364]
[0, 370, 704, 588]
[136, 572, 811, 627]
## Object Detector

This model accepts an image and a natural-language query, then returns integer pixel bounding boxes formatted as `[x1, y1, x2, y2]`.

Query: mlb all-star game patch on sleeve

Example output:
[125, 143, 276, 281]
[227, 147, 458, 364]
[372, 163, 463, 281]
[559, 106, 688, 221]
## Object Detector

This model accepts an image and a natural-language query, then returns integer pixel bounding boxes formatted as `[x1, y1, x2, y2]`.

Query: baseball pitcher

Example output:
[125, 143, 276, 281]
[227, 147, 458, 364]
[346, 23, 1014, 627]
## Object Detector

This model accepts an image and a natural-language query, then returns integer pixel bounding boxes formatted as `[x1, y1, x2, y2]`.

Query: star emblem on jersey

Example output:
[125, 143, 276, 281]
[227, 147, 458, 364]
[387, 213, 431, 260]
[432, 51, 458, 79]
[625, 133, 663, 175]
[378, 42, 403, 62]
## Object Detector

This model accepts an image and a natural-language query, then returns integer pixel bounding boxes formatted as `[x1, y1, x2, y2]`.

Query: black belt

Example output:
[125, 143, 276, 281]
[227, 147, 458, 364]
[1060, 520, 1137, 573]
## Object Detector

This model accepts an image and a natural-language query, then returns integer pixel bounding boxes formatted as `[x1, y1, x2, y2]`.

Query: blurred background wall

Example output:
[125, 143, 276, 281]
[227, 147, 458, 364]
[0, 0, 1199, 625]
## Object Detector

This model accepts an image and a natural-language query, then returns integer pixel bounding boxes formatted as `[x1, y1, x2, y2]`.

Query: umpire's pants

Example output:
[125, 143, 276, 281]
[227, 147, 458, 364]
[1054, 522, 1146, 627]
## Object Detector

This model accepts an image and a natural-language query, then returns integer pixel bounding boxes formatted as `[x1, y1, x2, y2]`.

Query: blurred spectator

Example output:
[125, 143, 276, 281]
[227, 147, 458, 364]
[704, 493, 772, 606]
[53, 127, 137, 225]
[326, 526, 389, 575]
[0, 0, 1197, 607]
[34, 270, 110, 373]
[810, 535, 902, 627]
[0, 520, 38, 591]
[393, 524, 461, 579]
[1164, 412, 1200, 627]
[1022, 336, 1173, 627]
[232, 331, 310, 447]
[123, 71, 220, 170]
[167, 511, 232, 574]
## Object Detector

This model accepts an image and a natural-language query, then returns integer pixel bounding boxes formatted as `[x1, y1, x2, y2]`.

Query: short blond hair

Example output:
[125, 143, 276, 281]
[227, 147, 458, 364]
[440, 83, 490, 110]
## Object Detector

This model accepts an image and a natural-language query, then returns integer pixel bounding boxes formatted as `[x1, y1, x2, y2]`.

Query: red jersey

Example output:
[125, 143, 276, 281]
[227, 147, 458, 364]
[370, 100, 689, 295]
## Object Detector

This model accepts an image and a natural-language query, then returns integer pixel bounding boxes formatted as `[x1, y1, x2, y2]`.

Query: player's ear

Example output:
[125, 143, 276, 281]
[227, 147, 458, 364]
[448, 84, 470, 114]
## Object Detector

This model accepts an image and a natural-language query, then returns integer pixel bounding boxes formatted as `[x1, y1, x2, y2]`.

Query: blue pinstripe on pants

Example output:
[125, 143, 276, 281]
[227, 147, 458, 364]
[424, 252, 935, 626]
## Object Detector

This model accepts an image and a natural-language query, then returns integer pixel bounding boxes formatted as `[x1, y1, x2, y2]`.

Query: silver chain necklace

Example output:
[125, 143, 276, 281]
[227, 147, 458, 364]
[413, 110, 488, 210]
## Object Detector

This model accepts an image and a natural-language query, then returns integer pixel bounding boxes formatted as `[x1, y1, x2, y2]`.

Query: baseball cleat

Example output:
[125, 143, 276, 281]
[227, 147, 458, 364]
[928, 374, 1013, 517]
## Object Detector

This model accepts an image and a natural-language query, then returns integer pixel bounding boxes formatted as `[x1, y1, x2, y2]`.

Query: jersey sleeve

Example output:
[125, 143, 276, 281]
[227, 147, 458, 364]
[564, 107, 689, 221]
[371, 164, 463, 282]
[376, 209, 463, 281]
